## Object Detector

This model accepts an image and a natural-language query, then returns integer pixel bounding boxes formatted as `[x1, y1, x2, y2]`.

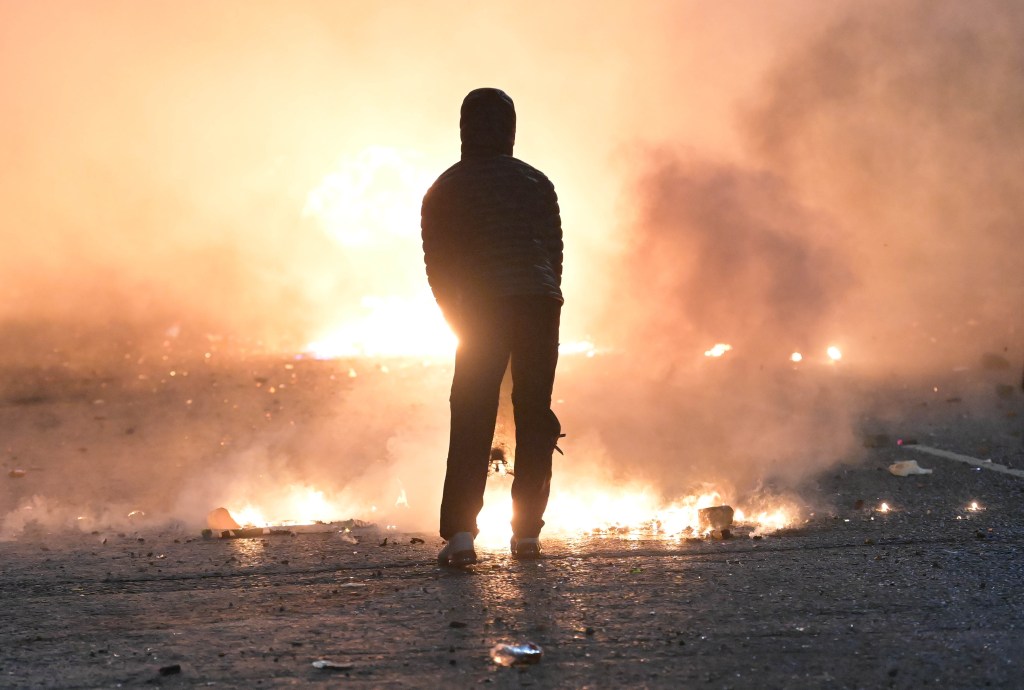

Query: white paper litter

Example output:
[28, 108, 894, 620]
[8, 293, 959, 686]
[888, 460, 933, 476]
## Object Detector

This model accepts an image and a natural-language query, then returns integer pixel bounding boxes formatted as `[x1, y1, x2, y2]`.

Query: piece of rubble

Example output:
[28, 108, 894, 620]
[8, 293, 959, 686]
[312, 659, 354, 671]
[207, 507, 241, 531]
[201, 527, 293, 540]
[491, 642, 543, 666]
[697, 505, 734, 531]
[8, 469, 26, 479]
[888, 460, 933, 477]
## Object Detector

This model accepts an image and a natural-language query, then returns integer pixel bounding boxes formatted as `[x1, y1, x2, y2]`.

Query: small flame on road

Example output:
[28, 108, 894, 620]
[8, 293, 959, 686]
[878, 502, 890, 513]
[967, 501, 982, 512]
[227, 486, 350, 527]
[827, 346, 843, 361]
[472, 485, 799, 547]
[704, 343, 733, 358]
[790, 352, 803, 363]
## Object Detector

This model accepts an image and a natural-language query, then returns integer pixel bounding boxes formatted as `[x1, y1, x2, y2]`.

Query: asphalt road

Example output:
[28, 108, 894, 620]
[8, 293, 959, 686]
[1, 442, 1022, 688]
[1, 354, 1022, 688]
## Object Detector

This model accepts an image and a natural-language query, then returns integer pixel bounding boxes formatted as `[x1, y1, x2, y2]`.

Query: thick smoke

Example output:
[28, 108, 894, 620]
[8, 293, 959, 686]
[746, 0, 1024, 368]
[611, 153, 851, 360]
[561, 154, 858, 499]
[3, 1, 1022, 537]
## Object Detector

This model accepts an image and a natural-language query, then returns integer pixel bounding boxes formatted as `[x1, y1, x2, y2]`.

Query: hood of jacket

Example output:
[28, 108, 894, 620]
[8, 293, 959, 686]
[460, 88, 516, 159]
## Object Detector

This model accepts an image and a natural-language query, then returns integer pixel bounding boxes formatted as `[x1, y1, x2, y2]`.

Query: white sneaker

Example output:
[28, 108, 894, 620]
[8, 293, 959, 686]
[438, 532, 477, 567]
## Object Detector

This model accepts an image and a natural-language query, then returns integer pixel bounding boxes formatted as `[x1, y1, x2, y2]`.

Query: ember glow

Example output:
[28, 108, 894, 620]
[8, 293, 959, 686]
[227, 486, 351, 528]
[704, 343, 733, 358]
[827, 346, 843, 362]
[306, 295, 457, 359]
[217, 481, 798, 545]
[472, 484, 800, 548]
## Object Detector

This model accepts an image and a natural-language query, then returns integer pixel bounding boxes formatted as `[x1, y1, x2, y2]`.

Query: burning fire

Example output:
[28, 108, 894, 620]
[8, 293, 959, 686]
[228, 485, 351, 527]
[468, 486, 798, 548]
[306, 295, 458, 358]
[217, 482, 798, 544]
[273, 148, 801, 545]
[704, 343, 733, 357]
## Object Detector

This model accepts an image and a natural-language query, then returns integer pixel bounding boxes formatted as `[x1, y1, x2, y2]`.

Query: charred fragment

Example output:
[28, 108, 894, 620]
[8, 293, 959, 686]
[697, 505, 734, 532]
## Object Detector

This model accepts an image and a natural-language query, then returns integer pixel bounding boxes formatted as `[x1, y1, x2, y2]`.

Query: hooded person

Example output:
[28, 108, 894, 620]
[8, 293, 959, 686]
[422, 88, 564, 565]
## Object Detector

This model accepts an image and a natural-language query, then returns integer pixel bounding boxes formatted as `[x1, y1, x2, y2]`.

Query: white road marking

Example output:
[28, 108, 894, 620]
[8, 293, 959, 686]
[905, 444, 1024, 480]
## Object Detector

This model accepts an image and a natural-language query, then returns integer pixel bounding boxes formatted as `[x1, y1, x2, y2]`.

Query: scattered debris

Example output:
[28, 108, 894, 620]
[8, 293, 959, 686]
[489, 446, 513, 475]
[490, 642, 543, 667]
[202, 527, 293, 540]
[312, 659, 354, 671]
[410, 537, 425, 544]
[698, 506, 734, 531]
[201, 508, 375, 539]
[207, 507, 240, 531]
[158, 664, 181, 676]
[8, 468, 26, 479]
[888, 460, 933, 476]
[449, 621, 467, 629]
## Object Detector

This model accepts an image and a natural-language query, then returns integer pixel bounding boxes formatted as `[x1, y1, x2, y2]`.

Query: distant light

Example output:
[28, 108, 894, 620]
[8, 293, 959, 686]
[879, 502, 890, 513]
[968, 501, 981, 512]
[704, 343, 733, 357]
[827, 346, 843, 361]
[790, 352, 803, 363]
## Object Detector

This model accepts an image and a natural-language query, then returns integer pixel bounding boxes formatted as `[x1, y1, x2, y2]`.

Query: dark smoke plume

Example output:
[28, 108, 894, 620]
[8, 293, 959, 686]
[746, 0, 1024, 368]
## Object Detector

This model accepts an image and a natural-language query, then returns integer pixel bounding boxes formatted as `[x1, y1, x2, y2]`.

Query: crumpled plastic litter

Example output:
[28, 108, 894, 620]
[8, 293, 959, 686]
[888, 460, 933, 476]
[491, 641, 543, 666]
[312, 659, 354, 671]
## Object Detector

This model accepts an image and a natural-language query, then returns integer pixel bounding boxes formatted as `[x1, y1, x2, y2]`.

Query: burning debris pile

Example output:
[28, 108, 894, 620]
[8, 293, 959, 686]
[202, 506, 375, 540]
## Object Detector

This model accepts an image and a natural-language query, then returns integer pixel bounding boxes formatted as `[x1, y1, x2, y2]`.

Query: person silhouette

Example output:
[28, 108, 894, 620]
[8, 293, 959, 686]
[421, 88, 564, 565]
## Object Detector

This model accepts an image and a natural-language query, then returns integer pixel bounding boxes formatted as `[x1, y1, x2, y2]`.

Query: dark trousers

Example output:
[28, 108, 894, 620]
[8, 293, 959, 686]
[439, 295, 561, 539]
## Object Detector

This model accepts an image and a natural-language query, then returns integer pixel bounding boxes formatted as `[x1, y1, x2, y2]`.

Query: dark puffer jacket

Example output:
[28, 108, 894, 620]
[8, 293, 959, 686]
[421, 88, 563, 313]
